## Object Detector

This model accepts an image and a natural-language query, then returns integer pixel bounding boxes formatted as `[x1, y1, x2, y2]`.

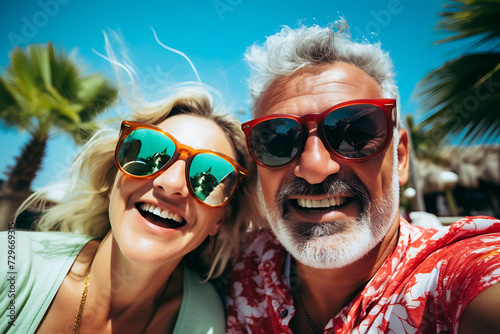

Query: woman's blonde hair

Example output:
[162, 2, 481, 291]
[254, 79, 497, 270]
[18, 32, 264, 279]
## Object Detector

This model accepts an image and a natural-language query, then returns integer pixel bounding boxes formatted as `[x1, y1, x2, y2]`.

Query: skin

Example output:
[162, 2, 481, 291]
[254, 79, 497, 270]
[255, 61, 410, 332]
[36, 114, 234, 333]
[459, 282, 500, 334]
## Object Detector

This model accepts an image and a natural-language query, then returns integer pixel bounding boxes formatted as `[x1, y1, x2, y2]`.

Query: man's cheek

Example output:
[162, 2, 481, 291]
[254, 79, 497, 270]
[262, 182, 277, 203]
[258, 170, 276, 196]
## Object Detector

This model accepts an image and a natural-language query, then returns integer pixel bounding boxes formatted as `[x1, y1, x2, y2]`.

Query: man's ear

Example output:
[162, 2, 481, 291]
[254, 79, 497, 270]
[397, 129, 410, 186]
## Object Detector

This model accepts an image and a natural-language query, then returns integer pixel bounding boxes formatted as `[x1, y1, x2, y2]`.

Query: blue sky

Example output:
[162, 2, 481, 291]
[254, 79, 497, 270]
[1, 0, 466, 189]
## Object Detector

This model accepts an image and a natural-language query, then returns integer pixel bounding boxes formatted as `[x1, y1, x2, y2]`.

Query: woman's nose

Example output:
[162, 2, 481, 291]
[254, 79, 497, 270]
[152, 159, 190, 198]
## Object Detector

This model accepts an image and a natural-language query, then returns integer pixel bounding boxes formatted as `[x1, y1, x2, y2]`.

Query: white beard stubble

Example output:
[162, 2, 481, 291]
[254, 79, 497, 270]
[258, 143, 400, 269]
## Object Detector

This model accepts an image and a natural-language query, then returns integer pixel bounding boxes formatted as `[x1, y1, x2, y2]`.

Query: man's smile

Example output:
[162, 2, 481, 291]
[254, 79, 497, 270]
[285, 195, 360, 223]
[295, 196, 346, 209]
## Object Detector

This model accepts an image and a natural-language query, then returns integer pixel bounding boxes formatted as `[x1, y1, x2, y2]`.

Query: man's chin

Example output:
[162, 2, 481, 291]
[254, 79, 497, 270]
[274, 220, 377, 269]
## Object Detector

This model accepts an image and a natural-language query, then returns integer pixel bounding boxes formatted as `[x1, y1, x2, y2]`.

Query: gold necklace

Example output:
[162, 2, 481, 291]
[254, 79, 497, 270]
[72, 269, 171, 334]
[291, 261, 319, 334]
[73, 269, 91, 334]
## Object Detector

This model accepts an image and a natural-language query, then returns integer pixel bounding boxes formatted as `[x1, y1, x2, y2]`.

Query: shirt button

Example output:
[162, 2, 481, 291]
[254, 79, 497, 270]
[279, 309, 288, 318]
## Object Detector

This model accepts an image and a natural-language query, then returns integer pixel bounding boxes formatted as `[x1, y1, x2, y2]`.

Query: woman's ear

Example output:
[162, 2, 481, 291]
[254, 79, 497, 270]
[209, 207, 230, 236]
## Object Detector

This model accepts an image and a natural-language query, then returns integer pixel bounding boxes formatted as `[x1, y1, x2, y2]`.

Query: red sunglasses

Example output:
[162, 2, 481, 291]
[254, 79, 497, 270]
[241, 99, 397, 168]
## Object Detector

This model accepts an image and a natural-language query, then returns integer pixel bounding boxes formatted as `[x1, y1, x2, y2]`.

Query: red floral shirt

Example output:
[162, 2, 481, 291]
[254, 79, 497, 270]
[226, 216, 500, 333]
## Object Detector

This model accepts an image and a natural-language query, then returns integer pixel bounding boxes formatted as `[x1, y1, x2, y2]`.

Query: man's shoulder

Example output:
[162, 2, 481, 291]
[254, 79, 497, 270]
[404, 215, 500, 244]
[434, 216, 500, 263]
[400, 216, 500, 262]
[447, 215, 500, 234]
[400, 216, 500, 285]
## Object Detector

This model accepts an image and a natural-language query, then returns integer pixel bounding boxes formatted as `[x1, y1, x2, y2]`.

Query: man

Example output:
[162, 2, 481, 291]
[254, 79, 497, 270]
[226, 20, 500, 333]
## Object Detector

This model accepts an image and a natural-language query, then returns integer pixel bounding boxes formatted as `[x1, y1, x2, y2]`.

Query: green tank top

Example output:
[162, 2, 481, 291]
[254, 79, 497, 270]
[0, 231, 225, 333]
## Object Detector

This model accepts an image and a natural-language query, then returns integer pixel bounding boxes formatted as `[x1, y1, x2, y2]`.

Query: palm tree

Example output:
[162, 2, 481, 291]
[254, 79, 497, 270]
[0, 42, 117, 225]
[417, 0, 500, 144]
[406, 115, 451, 164]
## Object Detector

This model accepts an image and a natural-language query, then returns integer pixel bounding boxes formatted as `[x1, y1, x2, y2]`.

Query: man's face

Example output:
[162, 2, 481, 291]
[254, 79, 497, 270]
[255, 62, 409, 269]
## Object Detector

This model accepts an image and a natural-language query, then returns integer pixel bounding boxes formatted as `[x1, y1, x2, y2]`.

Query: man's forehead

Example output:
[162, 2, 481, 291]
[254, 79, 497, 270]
[255, 62, 383, 117]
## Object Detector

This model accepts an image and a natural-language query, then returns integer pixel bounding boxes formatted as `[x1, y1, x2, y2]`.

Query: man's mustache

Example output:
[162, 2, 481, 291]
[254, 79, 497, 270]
[276, 173, 371, 211]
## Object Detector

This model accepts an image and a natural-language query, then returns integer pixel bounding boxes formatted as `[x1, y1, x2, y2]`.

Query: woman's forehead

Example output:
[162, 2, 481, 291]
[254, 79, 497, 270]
[157, 114, 236, 159]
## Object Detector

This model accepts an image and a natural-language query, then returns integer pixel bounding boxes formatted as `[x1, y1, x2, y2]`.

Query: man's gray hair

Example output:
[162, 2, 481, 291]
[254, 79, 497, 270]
[244, 19, 401, 128]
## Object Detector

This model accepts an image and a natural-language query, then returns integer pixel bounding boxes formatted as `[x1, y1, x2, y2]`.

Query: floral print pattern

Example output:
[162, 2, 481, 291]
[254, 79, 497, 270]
[226, 216, 500, 333]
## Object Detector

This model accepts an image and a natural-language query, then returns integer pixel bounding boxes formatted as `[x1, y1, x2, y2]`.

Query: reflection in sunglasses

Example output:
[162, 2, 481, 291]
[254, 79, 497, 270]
[192, 169, 236, 205]
[121, 145, 173, 176]
[191, 167, 219, 201]
[326, 107, 386, 157]
[211, 173, 235, 205]
[147, 150, 172, 174]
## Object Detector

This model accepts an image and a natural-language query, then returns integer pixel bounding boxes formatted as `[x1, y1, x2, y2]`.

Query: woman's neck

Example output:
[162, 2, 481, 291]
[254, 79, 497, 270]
[87, 232, 182, 318]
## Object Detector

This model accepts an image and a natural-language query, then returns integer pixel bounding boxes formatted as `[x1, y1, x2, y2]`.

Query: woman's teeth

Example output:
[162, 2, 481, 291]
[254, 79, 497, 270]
[296, 197, 346, 209]
[140, 203, 182, 222]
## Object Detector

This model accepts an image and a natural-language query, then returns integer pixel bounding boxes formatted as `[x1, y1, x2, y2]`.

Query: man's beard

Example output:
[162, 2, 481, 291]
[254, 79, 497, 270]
[258, 147, 400, 269]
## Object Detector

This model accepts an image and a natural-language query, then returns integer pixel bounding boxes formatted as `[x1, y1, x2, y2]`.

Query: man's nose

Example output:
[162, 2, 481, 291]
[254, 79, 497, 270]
[294, 124, 340, 184]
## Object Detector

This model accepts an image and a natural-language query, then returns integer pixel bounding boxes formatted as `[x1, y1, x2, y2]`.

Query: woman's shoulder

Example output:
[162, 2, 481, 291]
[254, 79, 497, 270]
[0, 231, 94, 334]
[1, 230, 94, 296]
[173, 266, 226, 334]
[2, 230, 93, 260]
[183, 266, 222, 301]
[2, 230, 92, 242]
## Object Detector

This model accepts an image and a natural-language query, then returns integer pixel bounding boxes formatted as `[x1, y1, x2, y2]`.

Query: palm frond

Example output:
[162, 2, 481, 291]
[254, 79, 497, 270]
[7, 46, 38, 112]
[0, 73, 32, 129]
[436, 0, 500, 49]
[76, 74, 118, 122]
[417, 52, 500, 143]
[405, 115, 451, 164]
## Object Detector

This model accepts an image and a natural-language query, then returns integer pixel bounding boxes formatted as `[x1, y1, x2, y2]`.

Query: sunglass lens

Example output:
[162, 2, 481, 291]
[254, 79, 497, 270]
[189, 153, 237, 206]
[323, 104, 388, 159]
[250, 118, 302, 167]
[118, 129, 176, 176]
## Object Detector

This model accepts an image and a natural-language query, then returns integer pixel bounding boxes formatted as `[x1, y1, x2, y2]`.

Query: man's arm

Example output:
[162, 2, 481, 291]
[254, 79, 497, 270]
[459, 282, 500, 333]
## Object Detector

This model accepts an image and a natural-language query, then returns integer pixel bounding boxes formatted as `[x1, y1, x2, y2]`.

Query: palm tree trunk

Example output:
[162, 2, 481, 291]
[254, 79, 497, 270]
[0, 131, 47, 228]
[406, 128, 426, 212]
[6, 131, 47, 191]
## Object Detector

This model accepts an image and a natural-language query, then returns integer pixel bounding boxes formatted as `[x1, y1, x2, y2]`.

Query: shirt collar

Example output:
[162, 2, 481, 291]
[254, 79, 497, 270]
[256, 217, 419, 317]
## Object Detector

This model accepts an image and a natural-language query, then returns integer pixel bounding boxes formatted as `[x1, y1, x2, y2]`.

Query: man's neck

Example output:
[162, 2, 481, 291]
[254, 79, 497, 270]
[292, 218, 401, 331]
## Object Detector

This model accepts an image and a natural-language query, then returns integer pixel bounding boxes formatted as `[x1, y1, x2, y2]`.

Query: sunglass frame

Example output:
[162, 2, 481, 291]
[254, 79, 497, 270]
[241, 98, 397, 168]
[115, 120, 248, 207]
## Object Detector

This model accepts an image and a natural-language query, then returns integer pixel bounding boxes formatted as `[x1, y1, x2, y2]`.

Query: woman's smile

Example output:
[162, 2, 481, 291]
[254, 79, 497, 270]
[136, 202, 186, 229]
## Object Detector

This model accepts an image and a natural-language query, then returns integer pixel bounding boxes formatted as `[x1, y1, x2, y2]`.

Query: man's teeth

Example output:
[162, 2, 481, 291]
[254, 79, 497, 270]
[296, 197, 346, 209]
[140, 203, 182, 222]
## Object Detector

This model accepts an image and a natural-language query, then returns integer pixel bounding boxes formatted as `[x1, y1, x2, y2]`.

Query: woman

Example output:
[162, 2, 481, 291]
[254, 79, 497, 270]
[0, 87, 263, 333]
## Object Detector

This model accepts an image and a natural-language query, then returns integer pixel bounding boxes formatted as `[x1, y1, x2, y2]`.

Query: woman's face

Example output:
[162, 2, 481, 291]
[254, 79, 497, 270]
[108, 114, 235, 266]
